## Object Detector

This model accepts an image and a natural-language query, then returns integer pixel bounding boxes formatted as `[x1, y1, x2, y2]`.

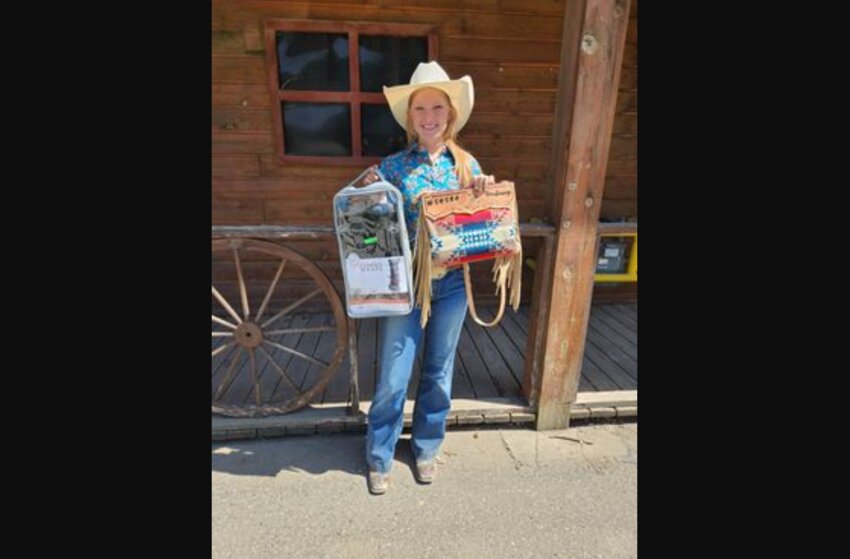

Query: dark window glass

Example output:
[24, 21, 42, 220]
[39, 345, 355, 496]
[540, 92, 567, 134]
[283, 102, 352, 156]
[276, 32, 349, 91]
[359, 36, 428, 92]
[361, 103, 407, 156]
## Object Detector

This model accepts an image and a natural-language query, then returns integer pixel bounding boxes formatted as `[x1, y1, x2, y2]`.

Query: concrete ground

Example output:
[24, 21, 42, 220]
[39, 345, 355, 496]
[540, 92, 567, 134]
[212, 421, 637, 558]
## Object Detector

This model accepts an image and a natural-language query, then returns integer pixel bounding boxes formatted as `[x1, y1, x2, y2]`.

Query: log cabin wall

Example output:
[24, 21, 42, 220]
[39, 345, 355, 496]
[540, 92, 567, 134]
[212, 0, 637, 308]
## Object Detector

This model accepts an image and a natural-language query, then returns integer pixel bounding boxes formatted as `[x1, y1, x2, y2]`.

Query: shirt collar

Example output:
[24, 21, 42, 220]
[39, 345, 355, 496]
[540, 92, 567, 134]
[407, 142, 453, 163]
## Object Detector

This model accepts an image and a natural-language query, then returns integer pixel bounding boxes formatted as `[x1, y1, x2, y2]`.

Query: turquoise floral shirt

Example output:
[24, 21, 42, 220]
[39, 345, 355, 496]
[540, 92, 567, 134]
[378, 142, 483, 243]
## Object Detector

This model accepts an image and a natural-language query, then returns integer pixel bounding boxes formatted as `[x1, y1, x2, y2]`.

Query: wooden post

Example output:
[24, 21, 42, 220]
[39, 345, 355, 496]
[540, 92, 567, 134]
[536, 0, 632, 430]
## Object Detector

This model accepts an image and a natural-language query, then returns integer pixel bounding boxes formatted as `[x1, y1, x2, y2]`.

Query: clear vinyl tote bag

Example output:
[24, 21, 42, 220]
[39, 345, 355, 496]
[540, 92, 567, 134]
[333, 169, 414, 318]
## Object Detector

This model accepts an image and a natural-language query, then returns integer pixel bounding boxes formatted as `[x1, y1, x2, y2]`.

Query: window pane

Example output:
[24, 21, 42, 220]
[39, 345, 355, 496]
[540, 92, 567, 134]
[283, 102, 352, 156]
[276, 32, 349, 91]
[361, 103, 407, 157]
[359, 36, 428, 92]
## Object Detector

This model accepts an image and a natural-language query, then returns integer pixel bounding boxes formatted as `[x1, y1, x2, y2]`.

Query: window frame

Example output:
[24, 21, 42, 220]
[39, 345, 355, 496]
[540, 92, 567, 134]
[264, 19, 438, 166]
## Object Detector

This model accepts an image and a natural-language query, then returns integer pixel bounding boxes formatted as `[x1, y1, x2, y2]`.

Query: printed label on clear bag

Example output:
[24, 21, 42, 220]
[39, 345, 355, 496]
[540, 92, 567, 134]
[345, 254, 408, 296]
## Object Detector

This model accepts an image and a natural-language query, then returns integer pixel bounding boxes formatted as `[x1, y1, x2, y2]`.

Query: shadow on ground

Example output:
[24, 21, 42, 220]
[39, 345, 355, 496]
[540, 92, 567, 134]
[212, 432, 419, 478]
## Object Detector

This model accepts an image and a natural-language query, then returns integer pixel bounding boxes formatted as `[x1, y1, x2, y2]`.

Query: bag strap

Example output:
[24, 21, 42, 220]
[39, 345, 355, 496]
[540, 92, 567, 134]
[346, 167, 387, 189]
[463, 263, 506, 328]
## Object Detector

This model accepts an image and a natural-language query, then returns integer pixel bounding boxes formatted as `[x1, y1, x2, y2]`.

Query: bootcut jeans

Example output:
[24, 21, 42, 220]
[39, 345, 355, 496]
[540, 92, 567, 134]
[365, 268, 468, 473]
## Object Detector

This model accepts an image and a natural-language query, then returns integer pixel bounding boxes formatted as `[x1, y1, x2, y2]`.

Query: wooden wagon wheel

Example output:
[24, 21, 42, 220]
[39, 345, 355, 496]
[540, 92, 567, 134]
[211, 238, 348, 417]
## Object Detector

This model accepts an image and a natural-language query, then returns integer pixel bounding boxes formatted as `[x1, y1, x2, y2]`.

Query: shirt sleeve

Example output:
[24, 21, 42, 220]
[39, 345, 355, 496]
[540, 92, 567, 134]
[378, 158, 395, 185]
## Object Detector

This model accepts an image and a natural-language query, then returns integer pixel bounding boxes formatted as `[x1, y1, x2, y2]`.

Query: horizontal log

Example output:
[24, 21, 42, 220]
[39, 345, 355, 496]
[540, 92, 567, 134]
[212, 200, 265, 224]
[463, 112, 554, 137]
[442, 62, 559, 89]
[212, 0, 566, 32]
[602, 176, 638, 200]
[212, 29, 247, 53]
[596, 222, 637, 234]
[611, 111, 637, 135]
[212, 108, 273, 133]
[619, 65, 637, 90]
[472, 89, 555, 114]
[212, 155, 262, 177]
[212, 84, 271, 108]
[258, 158, 365, 178]
[442, 36, 561, 64]
[212, 131, 276, 155]
[608, 135, 637, 159]
[616, 89, 637, 113]
[599, 199, 637, 220]
[462, 136, 551, 159]
[604, 158, 637, 175]
[212, 55, 267, 84]
[211, 222, 555, 239]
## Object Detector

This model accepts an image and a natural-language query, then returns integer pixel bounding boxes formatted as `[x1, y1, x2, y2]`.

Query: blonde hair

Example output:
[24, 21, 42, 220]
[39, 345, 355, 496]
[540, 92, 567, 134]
[405, 87, 475, 188]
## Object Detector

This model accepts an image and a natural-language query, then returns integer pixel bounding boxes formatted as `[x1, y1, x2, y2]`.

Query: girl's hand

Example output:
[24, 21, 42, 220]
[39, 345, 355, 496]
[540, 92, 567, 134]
[471, 174, 496, 196]
[359, 165, 381, 187]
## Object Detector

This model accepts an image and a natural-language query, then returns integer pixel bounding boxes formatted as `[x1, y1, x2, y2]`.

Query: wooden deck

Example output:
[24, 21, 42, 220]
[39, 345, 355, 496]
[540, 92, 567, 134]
[212, 302, 636, 407]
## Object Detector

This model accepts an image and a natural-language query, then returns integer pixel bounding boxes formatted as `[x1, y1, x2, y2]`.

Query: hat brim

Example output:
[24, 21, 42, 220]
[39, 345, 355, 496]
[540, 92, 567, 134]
[383, 76, 474, 134]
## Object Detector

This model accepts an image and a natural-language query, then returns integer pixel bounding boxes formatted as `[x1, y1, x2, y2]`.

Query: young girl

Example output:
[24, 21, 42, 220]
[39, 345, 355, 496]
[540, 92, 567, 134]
[359, 61, 495, 494]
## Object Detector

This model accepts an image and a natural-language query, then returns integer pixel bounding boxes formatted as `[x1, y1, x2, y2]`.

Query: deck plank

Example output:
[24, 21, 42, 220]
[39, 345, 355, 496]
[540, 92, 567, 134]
[303, 317, 342, 403]
[463, 318, 522, 397]
[473, 308, 526, 391]
[593, 305, 638, 345]
[587, 316, 637, 360]
[511, 306, 530, 335]
[357, 318, 378, 400]
[455, 325, 501, 398]
[286, 313, 326, 392]
[578, 359, 594, 391]
[584, 325, 638, 382]
[603, 304, 638, 330]
[577, 354, 619, 390]
[582, 339, 637, 390]
[450, 352, 476, 399]
[501, 310, 530, 357]
[212, 302, 638, 409]
[407, 336, 424, 400]
[239, 314, 298, 405]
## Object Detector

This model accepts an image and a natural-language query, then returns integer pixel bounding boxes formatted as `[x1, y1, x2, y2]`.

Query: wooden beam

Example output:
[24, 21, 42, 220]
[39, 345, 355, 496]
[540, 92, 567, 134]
[536, 0, 633, 430]
[211, 223, 555, 240]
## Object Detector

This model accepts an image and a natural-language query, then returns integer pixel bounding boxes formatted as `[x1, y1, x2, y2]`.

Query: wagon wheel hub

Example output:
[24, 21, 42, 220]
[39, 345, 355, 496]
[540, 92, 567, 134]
[234, 322, 263, 348]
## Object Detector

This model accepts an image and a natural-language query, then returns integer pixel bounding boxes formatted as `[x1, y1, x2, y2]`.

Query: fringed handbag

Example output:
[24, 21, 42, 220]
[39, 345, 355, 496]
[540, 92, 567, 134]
[413, 181, 523, 328]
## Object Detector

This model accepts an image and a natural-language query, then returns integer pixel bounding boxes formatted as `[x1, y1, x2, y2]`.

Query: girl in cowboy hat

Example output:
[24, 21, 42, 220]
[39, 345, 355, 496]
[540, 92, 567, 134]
[358, 61, 496, 494]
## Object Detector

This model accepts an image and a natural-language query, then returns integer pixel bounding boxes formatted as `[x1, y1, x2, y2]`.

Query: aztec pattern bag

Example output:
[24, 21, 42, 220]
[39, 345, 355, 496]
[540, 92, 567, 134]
[413, 181, 522, 328]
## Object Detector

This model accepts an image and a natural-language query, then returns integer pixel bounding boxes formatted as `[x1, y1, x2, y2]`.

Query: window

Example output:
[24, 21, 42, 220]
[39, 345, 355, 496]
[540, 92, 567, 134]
[264, 20, 437, 165]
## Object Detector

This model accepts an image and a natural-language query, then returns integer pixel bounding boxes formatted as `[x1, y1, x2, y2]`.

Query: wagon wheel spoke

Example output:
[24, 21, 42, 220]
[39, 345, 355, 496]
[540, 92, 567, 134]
[211, 286, 242, 325]
[212, 341, 235, 358]
[233, 248, 251, 321]
[264, 326, 335, 336]
[212, 314, 239, 330]
[247, 348, 261, 406]
[255, 258, 287, 324]
[260, 288, 323, 329]
[212, 238, 348, 417]
[214, 347, 244, 400]
[257, 345, 302, 396]
[262, 339, 329, 368]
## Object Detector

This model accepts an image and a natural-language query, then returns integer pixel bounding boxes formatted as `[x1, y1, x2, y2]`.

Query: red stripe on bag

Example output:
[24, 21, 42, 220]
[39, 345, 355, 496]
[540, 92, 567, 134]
[453, 209, 495, 225]
[453, 250, 513, 265]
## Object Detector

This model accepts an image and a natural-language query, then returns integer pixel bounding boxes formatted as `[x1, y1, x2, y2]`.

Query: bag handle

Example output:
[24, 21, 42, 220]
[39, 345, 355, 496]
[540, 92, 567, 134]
[463, 263, 506, 328]
[345, 166, 386, 189]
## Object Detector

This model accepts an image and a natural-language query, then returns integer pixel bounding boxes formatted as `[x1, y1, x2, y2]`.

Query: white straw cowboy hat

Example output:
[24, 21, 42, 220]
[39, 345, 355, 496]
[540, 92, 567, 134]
[383, 61, 475, 133]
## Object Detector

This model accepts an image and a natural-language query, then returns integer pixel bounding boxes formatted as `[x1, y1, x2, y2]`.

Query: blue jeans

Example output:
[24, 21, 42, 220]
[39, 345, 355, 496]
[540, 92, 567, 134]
[366, 268, 468, 474]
